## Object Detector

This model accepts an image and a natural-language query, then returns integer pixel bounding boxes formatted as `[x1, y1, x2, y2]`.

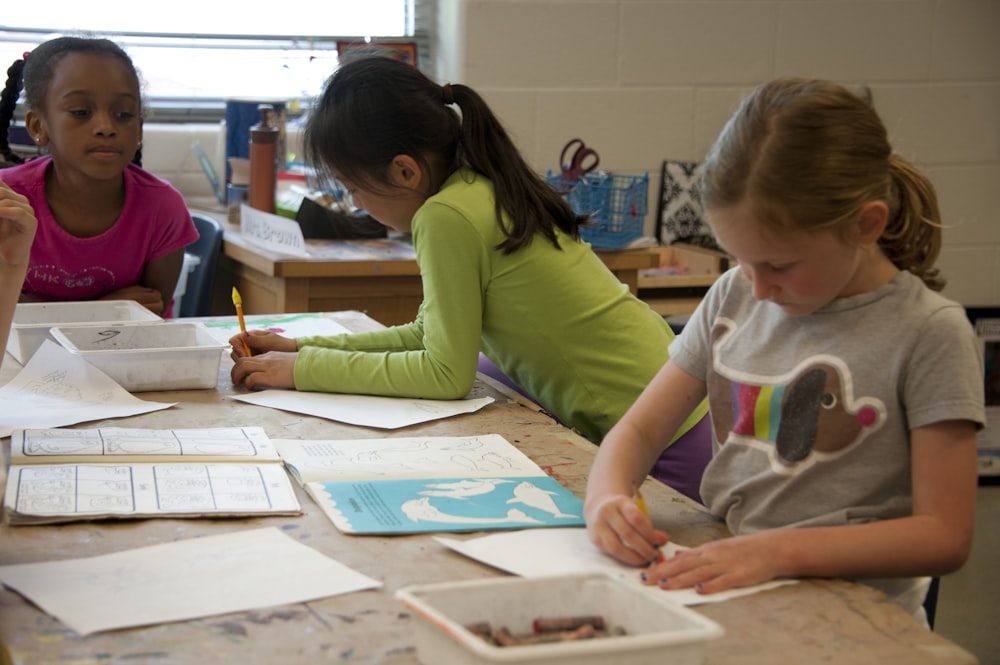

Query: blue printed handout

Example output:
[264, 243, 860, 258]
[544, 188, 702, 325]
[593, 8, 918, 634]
[311, 475, 584, 534]
[272, 435, 585, 535]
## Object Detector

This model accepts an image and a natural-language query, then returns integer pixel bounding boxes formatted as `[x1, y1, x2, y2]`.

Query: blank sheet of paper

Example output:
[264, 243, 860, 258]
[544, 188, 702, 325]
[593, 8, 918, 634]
[435, 528, 794, 606]
[232, 390, 494, 429]
[0, 526, 381, 635]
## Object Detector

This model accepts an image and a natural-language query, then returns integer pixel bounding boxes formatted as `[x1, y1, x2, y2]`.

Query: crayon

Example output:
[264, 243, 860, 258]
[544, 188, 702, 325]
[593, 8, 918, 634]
[532, 615, 606, 633]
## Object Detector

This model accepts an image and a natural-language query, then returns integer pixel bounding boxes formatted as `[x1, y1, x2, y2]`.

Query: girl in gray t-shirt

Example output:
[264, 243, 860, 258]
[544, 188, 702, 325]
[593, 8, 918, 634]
[585, 77, 985, 623]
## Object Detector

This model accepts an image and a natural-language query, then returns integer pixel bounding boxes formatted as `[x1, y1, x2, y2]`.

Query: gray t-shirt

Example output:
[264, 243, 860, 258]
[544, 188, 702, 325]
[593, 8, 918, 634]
[671, 268, 985, 617]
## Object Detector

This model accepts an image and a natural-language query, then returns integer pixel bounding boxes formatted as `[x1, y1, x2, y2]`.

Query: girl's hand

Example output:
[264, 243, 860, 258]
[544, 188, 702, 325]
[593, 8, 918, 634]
[642, 531, 784, 594]
[231, 350, 297, 390]
[585, 492, 668, 567]
[229, 329, 297, 360]
[101, 285, 165, 314]
[0, 181, 37, 266]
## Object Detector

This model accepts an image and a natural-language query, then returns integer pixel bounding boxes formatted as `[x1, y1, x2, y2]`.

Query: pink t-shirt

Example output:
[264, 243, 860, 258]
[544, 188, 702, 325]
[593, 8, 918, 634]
[0, 157, 198, 317]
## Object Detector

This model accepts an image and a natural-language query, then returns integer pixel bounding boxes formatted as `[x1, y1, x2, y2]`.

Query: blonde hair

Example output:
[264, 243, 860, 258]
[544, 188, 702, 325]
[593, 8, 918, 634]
[700, 78, 944, 291]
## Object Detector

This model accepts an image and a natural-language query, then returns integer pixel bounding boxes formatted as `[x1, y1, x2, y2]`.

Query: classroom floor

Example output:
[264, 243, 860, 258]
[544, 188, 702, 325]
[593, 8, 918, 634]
[933, 483, 1000, 665]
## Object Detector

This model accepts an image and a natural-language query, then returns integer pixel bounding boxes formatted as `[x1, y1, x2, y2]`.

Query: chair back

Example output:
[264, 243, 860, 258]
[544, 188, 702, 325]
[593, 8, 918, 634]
[178, 213, 224, 318]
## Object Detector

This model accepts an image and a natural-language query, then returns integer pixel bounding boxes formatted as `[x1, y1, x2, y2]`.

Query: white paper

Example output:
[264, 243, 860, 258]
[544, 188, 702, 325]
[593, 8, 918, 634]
[5, 462, 301, 524]
[232, 390, 494, 429]
[199, 312, 352, 346]
[273, 434, 545, 484]
[240, 204, 308, 256]
[0, 527, 382, 635]
[0, 340, 175, 437]
[11, 426, 279, 463]
[436, 528, 795, 606]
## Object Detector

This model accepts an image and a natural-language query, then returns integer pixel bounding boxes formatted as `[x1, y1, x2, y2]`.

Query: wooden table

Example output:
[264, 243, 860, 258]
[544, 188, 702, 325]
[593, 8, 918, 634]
[191, 203, 660, 325]
[0, 311, 979, 665]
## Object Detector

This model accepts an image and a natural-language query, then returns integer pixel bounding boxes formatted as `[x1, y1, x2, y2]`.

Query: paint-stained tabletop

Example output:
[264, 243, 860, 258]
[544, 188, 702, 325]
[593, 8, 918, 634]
[0, 311, 978, 665]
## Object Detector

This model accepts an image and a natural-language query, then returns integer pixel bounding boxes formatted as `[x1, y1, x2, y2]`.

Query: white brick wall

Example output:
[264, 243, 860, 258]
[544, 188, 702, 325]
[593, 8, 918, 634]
[141, 123, 223, 201]
[143, 0, 1000, 306]
[441, 0, 1000, 306]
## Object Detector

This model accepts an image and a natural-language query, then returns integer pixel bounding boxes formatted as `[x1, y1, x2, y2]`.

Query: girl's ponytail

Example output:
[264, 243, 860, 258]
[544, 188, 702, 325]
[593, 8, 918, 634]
[0, 58, 26, 166]
[882, 155, 944, 291]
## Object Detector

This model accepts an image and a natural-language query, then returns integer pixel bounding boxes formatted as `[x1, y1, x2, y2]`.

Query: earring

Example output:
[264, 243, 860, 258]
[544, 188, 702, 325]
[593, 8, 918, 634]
[34, 136, 40, 143]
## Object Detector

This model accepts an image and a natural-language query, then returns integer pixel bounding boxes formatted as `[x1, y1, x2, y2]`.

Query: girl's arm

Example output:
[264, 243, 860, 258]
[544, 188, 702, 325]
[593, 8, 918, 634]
[141, 246, 186, 315]
[644, 418, 978, 593]
[0, 181, 38, 362]
[585, 359, 708, 566]
[102, 247, 186, 315]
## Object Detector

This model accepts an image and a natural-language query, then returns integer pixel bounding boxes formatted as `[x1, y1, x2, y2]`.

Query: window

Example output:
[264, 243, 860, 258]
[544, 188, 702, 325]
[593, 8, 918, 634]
[1, 0, 429, 122]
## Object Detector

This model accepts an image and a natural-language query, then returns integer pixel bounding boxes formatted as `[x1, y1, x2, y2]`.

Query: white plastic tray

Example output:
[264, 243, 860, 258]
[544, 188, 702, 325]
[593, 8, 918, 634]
[49, 321, 226, 392]
[396, 572, 724, 665]
[7, 300, 162, 364]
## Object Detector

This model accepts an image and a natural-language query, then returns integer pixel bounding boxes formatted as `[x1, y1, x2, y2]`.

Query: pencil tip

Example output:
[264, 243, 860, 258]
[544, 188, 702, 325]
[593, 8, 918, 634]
[231, 286, 241, 305]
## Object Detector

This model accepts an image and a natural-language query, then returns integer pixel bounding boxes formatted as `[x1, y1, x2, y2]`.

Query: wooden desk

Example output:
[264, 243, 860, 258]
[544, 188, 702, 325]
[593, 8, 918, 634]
[0, 312, 979, 665]
[193, 204, 659, 325]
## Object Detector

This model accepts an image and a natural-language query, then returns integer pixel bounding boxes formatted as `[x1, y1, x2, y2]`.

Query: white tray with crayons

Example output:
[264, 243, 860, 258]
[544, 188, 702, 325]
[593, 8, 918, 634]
[49, 321, 226, 392]
[7, 300, 162, 364]
[396, 571, 723, 665]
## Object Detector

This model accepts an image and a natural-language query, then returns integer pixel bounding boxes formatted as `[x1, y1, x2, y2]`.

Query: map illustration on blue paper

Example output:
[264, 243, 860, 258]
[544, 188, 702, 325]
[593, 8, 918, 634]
[308, 474, 585, 535]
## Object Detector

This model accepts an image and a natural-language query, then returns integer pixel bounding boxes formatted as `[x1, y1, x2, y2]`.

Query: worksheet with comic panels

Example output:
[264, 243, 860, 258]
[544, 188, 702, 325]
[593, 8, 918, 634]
[4, 427, 301, 525]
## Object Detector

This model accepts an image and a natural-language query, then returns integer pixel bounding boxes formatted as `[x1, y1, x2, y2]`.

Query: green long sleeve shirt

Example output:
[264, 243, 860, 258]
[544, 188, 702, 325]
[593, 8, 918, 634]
[294, 169, 707, 443]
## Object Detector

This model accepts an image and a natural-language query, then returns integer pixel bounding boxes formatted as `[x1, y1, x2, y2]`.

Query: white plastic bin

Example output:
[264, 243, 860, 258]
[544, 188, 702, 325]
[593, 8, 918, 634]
[7, 300, 163, 364]
[395, 572, 724, 665]
[49, 321, 226, 392]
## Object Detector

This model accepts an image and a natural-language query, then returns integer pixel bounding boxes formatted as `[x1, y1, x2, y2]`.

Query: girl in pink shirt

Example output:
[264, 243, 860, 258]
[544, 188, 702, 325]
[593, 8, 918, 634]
[0, 37, 197, 316]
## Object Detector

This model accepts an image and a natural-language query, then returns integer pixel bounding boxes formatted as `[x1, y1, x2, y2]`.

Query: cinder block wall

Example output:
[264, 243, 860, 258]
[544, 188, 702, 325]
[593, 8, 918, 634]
[437, 0, 1000, 306]
[144, 0, 1000, 306]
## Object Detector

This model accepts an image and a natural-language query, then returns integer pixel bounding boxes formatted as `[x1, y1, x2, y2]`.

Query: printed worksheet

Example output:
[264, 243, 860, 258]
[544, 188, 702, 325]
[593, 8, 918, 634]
[4, 427, 300, 525]
[11, 426, 279, 463]
[274, 435, 584, 535]
[274, 434, 545, 484]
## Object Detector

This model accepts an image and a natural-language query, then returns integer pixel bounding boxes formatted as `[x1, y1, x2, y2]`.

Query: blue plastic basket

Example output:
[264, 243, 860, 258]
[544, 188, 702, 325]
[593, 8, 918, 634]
[546, 171, 649, 249]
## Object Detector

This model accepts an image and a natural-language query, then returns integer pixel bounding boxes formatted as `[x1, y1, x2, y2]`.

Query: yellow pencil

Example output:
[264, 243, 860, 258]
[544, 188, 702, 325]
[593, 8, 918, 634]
[231, 287, 253, 357]
[632, 482, 649, 518]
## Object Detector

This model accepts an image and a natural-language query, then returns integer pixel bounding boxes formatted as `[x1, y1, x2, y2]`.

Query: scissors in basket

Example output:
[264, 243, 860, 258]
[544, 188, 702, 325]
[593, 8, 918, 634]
[560, 138, 600, 182]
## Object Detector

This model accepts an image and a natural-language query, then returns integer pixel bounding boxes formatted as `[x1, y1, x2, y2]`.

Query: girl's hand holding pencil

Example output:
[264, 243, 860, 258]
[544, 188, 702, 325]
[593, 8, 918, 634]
[227, 328, 297, 359]
[229, 344, 298, 390]
[584, 482, 668, 569]
[228, 288, 302, 389]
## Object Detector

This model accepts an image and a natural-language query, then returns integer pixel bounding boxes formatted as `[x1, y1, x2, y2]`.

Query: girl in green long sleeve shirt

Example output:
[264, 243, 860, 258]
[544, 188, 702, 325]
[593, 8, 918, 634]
[229, 57, 710, 500]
